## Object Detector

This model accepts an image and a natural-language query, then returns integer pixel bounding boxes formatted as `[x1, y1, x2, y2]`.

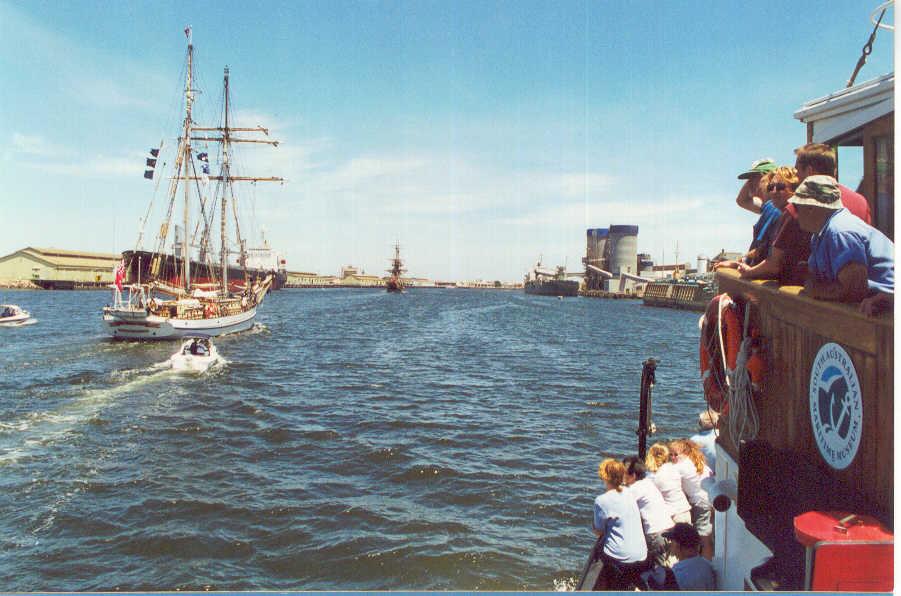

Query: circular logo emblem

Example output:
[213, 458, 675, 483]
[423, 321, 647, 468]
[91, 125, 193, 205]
[809, 343, 862, 470]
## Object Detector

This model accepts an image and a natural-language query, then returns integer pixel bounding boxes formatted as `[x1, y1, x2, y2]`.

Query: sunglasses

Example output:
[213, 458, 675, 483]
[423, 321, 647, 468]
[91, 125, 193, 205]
[767, 183, 788, 192]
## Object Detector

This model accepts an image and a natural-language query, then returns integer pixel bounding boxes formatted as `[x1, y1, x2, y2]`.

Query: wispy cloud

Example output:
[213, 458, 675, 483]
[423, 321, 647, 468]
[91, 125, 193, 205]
[18, 155, 144, 178]
[10, 133, 71, 158]
[62, 77, 158, 111]
[7, 133, 145, 178]
[0, 3, 167, 113]
[501, 196, 704, 227]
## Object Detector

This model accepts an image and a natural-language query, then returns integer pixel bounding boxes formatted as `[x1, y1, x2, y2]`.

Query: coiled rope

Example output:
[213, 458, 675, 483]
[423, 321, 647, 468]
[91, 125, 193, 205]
[725, 304, 759, 450]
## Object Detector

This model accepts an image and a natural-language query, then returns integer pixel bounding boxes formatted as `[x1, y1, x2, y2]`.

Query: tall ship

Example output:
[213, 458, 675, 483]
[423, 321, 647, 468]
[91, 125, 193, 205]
[523, 258, 580, 297]
[385, 242, 406, 293]
[103, 28, 283, 340]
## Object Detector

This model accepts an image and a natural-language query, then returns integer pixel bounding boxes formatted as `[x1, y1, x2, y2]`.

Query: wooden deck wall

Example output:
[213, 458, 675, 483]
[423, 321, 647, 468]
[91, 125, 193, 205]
[716, 270, 893, 520]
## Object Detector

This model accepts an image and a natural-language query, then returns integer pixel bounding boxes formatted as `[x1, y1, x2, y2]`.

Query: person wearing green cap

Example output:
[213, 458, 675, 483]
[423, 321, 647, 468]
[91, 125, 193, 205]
[735, 158, 779, 220]
[714, 157, 782, 269]
[790, 175, 894, 311]
[738, 144, 874, 285]
[728, 167, 799, 265]
[735, 157, 778, 213]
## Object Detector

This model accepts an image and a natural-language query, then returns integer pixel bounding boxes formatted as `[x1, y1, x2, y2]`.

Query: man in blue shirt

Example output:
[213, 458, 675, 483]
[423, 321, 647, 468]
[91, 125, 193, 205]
[789, 175, 894, 312]
[642, 523, 716, 590]
[733, 158, 781, 264]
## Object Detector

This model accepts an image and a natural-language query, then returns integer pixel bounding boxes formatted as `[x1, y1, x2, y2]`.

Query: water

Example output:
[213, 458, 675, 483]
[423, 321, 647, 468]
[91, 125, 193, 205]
[0, 288, 704, 591]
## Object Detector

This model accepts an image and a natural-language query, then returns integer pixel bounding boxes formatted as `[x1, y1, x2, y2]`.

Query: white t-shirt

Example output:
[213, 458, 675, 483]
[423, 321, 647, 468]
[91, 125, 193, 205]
[593, 489, 648, 564]
[650, 462, 691, 517]
[674, 456, 711, 507]
[627, 478, 675, 536]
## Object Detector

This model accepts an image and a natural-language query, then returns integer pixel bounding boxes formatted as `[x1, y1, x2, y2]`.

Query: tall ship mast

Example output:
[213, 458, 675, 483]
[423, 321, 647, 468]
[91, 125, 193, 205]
[385, 242, 406, 293]
[103, 28, 283, 340]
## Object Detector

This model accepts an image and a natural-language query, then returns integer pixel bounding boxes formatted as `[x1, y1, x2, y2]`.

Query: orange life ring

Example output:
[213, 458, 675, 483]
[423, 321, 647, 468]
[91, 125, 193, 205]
[699, 294, 741, 414]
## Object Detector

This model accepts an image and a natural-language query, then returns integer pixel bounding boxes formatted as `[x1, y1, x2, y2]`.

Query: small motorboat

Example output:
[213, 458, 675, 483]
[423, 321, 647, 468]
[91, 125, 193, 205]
[0, 304, 33, 326]
[169, 336, 223, 373]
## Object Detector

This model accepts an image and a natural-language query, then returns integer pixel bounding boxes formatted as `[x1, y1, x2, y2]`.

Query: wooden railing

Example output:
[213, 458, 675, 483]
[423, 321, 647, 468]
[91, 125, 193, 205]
[715, 269, 893, 522]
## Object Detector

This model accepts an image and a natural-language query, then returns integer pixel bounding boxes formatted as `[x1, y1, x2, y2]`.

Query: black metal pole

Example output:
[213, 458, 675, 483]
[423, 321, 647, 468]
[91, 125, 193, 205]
[637, 357, 657, 460]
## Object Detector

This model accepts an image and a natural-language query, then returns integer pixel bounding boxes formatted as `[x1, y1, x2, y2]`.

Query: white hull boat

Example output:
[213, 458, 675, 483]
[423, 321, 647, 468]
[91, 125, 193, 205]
[104, 302, 258, 340]
[102, 282, 268, 340]
[0, 304, 33, 327]
[169, 338, 223, 373]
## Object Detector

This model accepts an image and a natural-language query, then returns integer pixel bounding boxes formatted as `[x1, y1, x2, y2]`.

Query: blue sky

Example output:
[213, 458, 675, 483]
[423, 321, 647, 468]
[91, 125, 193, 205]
[0, 1, 893, 281]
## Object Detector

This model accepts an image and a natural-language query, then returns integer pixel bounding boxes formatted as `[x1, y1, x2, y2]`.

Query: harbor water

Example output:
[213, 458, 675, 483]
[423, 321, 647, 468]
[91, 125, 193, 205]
[0, 289, 704, 591]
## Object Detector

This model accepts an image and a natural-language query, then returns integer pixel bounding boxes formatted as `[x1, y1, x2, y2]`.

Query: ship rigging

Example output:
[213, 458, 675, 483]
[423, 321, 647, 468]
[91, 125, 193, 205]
[103, 27, 283, 339]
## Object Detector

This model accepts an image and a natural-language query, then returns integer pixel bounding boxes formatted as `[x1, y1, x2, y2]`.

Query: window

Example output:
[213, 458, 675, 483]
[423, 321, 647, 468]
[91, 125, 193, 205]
[874, 135, 893, 240]
[837, 145, 864, 191]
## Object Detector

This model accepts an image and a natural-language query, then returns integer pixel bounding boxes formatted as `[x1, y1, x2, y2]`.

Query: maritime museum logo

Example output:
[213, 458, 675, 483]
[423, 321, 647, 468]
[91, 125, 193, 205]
[809, 342, 862, 470]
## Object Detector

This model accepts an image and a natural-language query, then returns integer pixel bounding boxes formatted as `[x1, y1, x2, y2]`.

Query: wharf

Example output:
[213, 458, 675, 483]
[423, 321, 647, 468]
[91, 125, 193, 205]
[579, 290, 639, 300]
[0, 279, 40, 290]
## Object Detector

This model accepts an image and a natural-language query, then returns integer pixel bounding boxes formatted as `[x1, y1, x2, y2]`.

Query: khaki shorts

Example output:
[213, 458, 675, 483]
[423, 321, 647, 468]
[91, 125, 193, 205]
[691, 503, 713, 536]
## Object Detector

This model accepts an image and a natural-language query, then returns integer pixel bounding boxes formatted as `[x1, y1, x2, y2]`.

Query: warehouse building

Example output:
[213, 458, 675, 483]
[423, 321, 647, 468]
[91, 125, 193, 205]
[0, 247, 121, 289]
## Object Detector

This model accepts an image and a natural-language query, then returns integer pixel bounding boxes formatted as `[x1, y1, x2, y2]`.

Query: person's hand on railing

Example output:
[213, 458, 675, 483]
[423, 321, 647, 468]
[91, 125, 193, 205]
[714, 260, 740, 271]
[860, 292, 893, 317]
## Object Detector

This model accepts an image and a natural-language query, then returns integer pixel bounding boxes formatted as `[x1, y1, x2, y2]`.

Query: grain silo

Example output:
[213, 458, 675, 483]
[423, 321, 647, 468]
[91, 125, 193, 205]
[583, 228, 609, 291]
[585, 228, 609, 269]
[697, 255, 710, 274]
[606, 225, 639, 276]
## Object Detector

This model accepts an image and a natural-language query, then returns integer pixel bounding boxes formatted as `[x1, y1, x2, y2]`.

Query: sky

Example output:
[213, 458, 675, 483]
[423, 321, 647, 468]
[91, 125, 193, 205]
[0, 1, 894, 281]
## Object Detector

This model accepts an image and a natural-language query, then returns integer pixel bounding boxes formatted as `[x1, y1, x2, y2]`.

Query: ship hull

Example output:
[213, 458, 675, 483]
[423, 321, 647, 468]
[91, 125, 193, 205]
[102, 305, 257, 340]
[523, 279, 579, 297]
[122, 250, 286, 291]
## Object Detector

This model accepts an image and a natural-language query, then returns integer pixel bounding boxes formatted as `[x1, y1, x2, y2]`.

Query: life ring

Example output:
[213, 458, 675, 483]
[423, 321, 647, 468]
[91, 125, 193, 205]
[699, 294, 742, 414]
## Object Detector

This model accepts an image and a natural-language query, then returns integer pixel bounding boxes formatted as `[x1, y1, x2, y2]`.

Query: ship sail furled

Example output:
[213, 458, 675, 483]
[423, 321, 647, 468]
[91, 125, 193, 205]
[386, 242, 407, 293]
[103, 28, 283, 340]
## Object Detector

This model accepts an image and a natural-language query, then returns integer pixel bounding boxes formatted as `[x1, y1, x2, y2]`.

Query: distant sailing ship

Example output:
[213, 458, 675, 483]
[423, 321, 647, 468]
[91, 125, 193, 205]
[385, 242, 406, 293]
[103, 27, 283, 340]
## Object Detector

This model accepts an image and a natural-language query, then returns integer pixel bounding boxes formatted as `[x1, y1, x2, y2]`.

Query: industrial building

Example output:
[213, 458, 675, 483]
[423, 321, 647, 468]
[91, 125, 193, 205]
[0, 247, 121, 289]
[285, 266, 384, 288]
[582, 225, 642, 292]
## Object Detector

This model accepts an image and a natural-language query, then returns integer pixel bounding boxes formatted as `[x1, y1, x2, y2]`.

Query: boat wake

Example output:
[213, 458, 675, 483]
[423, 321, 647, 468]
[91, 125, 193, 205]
[553, 577, 578, 591]
[239, 322, 269, 336]
[0, 366, 172, 465]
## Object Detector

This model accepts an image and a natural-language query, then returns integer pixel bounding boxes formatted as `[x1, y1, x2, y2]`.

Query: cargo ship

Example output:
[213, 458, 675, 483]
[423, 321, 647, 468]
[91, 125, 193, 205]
[523, 259, 580, 297]
[122, 238, 287, 293]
